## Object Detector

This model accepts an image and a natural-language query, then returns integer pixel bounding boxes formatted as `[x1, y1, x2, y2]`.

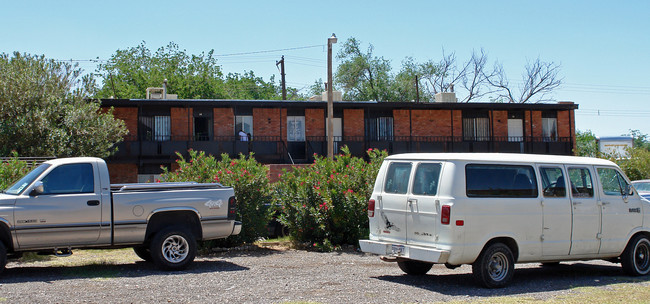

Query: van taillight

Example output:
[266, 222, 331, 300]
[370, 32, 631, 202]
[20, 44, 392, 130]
[228, 196, 237, 220]
[441, 205, 451, 225]
[368, 199, 376, 217]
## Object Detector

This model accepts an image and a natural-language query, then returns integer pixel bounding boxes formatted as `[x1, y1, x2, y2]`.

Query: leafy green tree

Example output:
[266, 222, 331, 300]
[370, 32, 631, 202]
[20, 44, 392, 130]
[335, 38, 395, 102]
[575, 130, 600, 157]
[0, 152, 33, 190]
[96, 41, 287, 100]
[0, 52, 127, 157]
[624, 129, 650, 151]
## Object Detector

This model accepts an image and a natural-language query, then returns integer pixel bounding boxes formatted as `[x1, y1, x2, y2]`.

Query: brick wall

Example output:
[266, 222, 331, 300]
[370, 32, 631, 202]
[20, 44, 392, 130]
[452, 110, 462, 139]
[107, 163, 137, 183]
[214, 108, 234, 137]
[410, 109, 453, 137]
[531, 111, 543, 137]
[111, 107, 138, 139]
[492, 110, 508, 138]
[253, 108, 282, 138]
[305, 108, 325, 137]
[343, 109, 364, 138]
[171, 107, 192, 140]
[393, 109, 410, 137]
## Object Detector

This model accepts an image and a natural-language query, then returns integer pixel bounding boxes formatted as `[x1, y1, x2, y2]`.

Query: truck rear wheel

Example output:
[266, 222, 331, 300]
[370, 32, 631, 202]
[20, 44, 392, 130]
[149, 227, 196, 270]
[472, 243, 514, 288]
[397, 259, 433, 275]
[621, 234, 650, 276]
[0, 242, 6, 275]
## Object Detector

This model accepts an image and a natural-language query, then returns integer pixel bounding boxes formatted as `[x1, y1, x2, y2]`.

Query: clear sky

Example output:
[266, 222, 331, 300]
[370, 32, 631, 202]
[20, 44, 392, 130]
[2, 0, 648, 137]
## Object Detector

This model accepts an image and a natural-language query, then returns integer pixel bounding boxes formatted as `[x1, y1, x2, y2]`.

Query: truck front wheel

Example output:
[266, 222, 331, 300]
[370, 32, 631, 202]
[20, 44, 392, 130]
[149, 227, 197, 270]
[133, 246, 152, 262]
[0, 242, 6, 275]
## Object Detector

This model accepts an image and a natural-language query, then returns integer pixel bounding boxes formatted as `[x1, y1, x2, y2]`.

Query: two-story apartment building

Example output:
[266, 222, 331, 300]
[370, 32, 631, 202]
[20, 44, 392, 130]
[100, 98, 578, 183]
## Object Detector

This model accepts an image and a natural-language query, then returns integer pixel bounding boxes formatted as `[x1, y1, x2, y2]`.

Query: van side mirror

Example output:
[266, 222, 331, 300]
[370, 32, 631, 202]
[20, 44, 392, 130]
[30, 181, 44, 196]
[625, 184, 634, 196]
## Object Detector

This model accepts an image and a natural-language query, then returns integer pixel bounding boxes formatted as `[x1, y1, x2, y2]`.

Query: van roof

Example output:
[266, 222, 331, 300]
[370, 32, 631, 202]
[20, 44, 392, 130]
[385, 153, 617, 167]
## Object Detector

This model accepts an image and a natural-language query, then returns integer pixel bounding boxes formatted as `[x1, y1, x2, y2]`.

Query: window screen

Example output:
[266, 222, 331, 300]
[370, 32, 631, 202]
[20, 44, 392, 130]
[466, 164, 538, 197]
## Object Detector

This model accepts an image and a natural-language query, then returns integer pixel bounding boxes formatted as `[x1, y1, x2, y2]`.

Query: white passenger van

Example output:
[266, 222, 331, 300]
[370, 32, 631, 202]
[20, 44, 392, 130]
[359, 153, 650, 288]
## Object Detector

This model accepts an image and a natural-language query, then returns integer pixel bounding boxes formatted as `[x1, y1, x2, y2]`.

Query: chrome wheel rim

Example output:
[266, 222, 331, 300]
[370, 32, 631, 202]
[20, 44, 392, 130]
[162, 235, 189, 263]
[634, 239, 650, 274]
[488, 252, 509, 282]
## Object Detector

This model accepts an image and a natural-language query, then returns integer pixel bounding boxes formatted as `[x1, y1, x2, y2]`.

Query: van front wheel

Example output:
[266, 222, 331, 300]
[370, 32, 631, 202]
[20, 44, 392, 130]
[397, 259, 433, 275]
[472, 243, 515, 288]
[621, 234, 650, 276]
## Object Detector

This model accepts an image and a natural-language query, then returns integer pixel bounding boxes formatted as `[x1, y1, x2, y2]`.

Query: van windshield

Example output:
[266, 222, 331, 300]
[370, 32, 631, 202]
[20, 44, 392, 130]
[4, 164, 51, 195]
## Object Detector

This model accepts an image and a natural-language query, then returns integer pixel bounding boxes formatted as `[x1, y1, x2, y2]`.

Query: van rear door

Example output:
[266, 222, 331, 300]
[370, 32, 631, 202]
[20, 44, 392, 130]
[406, 162, 442, 246]
[376, 161, 411, 243]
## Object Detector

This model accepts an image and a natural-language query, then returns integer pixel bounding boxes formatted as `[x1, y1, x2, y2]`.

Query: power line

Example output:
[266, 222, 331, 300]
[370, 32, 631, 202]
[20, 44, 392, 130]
[214, 45, 324, 57]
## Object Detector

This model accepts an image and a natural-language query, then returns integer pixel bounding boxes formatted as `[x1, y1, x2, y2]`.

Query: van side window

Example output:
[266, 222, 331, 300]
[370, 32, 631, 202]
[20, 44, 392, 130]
[412, 163, 442, 196]
[541, 167, 566, 197]
[384, 162, 412, 194]
[568, 167, 594, 198]
[465, 164, 538, 198]
[597, 167, 629, 196]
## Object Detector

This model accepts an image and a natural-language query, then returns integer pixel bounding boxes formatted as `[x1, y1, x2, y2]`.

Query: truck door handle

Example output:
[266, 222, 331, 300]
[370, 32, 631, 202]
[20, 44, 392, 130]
[87, 200, 100, 206]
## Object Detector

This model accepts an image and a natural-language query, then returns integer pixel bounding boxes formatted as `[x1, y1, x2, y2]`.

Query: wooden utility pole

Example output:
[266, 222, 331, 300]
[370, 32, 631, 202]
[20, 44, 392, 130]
[276, 56, 286, 100]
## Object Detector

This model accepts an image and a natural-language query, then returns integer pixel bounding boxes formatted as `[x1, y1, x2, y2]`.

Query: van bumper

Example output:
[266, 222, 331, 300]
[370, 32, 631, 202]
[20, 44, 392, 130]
[359, 240, 450, 263]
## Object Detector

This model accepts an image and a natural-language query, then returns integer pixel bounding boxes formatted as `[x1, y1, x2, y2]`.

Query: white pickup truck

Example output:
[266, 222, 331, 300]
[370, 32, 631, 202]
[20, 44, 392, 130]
[0, 157, 241, 273]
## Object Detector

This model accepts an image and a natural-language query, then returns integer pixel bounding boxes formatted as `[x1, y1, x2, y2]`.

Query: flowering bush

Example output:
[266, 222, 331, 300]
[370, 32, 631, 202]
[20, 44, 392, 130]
[159, 150, 273, 246]
[275, 146, 387, 250]
[0, 152, 32, 190]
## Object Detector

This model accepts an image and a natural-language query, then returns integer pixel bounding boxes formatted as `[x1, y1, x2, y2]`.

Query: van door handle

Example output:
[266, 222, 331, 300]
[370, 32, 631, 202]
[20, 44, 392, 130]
[87, 200, 100, 206]
[408, 199, 417, 208]
[572, 201, 582, 205]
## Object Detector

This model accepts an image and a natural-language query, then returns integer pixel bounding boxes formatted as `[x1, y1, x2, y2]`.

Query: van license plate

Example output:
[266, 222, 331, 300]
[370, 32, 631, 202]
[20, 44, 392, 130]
[391, 245, 405, 256]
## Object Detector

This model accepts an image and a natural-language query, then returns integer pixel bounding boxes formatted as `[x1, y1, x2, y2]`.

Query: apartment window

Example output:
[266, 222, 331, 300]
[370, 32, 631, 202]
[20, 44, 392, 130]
[235, 115, 253, 138]
[463, 111, 490, 141]
[366, 117, 393, 141]
[140, 116, 171, 141]
[287, 116, 305, 142]
[542, 111, 558, 141]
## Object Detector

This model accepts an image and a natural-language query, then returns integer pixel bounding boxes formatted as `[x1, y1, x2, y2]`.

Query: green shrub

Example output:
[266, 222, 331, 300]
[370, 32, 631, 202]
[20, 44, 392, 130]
[613, 147, 650, 181]
[275, 146, 386, 250]
[159, 150, 273, 246]
[0, 152, 32, 190]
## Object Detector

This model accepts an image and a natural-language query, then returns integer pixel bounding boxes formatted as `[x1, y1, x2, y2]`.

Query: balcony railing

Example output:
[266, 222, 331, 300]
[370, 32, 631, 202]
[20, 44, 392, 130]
[109, 135, 573, 164]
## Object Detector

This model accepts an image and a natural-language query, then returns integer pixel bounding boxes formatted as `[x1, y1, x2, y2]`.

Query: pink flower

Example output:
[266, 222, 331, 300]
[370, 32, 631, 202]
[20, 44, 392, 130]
[347, 189, 354, 193]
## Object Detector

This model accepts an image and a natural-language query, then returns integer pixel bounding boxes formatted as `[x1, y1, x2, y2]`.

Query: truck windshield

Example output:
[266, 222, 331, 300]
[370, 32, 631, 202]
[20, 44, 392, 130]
[4, 163, 51, 195]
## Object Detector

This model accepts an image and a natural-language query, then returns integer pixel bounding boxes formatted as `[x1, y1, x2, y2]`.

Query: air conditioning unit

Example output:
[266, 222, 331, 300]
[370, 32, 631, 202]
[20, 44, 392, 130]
[146, 87, 165, 99]
[434, 92, 457, 103]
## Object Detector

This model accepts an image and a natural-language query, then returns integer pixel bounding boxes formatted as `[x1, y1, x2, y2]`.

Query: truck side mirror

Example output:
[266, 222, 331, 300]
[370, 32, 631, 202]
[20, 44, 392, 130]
[30, 181, 44, 196]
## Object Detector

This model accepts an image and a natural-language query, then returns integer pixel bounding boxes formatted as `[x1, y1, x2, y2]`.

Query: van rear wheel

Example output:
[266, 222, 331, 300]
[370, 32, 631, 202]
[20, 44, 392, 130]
[397, 259, 433, 275]
[621, 234, 650, 276]
[472, 243, 515, 288]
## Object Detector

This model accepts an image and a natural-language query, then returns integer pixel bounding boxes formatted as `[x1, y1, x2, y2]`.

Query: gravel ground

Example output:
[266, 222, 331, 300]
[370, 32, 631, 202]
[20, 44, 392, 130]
[1, 247, 649, 303]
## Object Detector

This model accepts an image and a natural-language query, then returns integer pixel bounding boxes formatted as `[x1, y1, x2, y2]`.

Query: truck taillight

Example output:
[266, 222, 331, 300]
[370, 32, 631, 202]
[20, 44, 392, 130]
[228, 196, 237, 220]
[368, 199, 376, 217]
[441, 205, 451, 225]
